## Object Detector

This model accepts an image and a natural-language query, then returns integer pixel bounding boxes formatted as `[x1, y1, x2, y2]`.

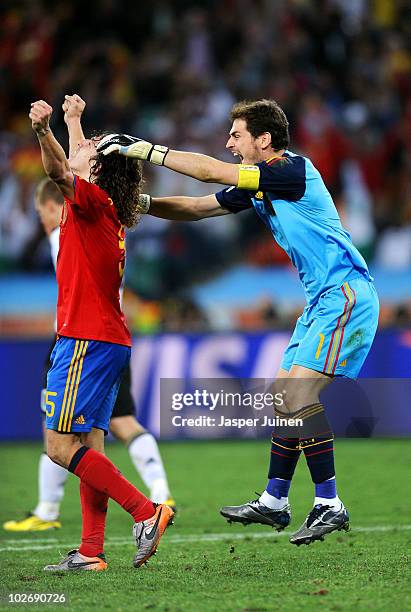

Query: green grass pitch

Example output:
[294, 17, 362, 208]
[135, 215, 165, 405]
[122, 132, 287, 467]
[0, 439, 410, 611]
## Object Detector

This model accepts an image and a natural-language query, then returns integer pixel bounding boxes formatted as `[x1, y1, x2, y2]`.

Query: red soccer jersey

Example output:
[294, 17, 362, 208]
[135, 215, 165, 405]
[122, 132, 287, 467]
[56, 175, 131, 347]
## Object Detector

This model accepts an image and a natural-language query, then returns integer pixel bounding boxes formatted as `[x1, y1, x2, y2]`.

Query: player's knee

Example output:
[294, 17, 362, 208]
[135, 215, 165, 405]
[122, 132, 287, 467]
[108, 418, 122, 439]
[275, 381, 304, 413]
[46, 431, 77, 468]
[46, 445, 67, 468]
[277, 377, 322, 413]
[109, 416, 144, 442]
[272, 376, 307, 413]
[80, 428, 104, 453]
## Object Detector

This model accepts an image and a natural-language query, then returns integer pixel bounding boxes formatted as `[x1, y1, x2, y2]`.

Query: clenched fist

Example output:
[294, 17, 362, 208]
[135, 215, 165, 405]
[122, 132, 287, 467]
[29, 100, 53, 136]
[62, 94, 86, 123]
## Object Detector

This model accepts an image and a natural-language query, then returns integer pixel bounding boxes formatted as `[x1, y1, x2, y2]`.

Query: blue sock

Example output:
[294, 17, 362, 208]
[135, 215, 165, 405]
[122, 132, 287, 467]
[266, 477, 291, 499]
[315, 477, 337, 499]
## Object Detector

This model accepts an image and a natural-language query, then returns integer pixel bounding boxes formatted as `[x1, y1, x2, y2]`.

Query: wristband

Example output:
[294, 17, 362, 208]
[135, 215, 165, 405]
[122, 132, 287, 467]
[137, 194, 151, 214]
[149, 145, 169, 165]
[119, 142, 169, 165]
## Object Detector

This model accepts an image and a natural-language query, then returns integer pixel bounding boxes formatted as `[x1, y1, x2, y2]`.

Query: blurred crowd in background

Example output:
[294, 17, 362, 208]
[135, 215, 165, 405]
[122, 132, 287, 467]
[0, 0, 410, 332]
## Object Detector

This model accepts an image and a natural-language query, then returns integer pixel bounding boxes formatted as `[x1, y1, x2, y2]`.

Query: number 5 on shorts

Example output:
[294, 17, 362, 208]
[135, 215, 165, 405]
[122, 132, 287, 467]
[45, 391, 57, 417]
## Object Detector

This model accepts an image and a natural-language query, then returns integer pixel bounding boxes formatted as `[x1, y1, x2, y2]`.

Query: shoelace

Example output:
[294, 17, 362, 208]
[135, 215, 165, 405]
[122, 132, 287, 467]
[306, 504, 331, 528]
[247, 492, 263, 505]
[136, 518, 153, 544]
[55, 549, 77, 563]
[250, 493, 287, 513]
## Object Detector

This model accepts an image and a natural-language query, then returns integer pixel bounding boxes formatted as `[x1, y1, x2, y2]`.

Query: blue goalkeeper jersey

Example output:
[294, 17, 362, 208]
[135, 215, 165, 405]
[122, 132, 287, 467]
[215, 151, 372, 306]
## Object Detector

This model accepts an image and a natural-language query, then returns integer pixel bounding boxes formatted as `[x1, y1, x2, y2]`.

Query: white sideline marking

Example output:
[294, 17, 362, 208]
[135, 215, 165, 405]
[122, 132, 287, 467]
[0, 525, 410, 553]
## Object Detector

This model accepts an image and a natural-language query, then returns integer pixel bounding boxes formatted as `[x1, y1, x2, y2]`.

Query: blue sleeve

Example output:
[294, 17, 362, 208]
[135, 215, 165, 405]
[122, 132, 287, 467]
[256, 155, 306, 201]
[215, 186, 253, 214]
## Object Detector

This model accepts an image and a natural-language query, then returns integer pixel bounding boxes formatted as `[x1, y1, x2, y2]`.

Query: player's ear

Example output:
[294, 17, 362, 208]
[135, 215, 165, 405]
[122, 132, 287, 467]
[259, 132, 272, 150]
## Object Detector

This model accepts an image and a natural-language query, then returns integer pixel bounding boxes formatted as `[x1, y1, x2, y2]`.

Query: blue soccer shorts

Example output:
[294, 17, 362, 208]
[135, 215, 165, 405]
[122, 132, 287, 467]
[45, 337, 131, 434]
[281, 275, 379, 378]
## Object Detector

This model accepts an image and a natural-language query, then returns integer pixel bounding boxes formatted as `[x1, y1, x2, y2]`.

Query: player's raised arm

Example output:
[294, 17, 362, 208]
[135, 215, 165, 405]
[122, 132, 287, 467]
[102, 137, 264, 189]
[29, 100, 74, 200]
[62, 94, 86, 158]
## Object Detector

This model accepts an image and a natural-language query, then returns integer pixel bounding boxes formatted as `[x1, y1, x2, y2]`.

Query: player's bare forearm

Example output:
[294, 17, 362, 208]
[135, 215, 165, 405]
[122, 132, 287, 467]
[164, 150, 239, 186]
[103, 137, 241, 186]
[149, 194, 229, 220]
[62, 95, 86, 157]
[37, 132, 74, 197]
[150, 196, 202, 220]
[66, 117, 85, 157]
[30, 100, 74, 198]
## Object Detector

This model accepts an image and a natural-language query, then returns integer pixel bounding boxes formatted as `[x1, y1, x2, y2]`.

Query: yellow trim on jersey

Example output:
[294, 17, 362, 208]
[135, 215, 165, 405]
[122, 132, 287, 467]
[118, 226, 125, 250]
[58, 341, 80, 431]
[67, 341, 89, 432]
[237, 165, 260, 190]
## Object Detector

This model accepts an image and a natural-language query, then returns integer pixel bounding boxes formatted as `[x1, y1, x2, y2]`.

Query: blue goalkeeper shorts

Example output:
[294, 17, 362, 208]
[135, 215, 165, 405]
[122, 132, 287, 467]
[281, 275, 379, 378]
[45, 337, 130, 434]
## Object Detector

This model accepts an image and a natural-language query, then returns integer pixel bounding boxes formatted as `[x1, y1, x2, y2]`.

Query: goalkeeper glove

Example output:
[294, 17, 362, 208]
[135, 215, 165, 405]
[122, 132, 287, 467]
[97, 133, 169, 165]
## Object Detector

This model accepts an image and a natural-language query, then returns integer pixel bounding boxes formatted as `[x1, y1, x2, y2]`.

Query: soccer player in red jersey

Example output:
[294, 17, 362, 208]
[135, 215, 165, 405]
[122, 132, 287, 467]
[4, 175, 175, 534]
[29, 97, 174, 571]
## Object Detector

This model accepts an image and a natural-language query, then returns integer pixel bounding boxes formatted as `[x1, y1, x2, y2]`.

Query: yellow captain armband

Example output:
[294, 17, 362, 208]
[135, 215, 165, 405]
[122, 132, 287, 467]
[237, 165, 261, 190]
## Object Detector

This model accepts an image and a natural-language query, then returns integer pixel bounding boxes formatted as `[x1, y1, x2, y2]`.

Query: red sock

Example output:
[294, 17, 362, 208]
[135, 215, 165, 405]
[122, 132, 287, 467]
[79, 482, 108, 558]
[69, 447, 155, 523]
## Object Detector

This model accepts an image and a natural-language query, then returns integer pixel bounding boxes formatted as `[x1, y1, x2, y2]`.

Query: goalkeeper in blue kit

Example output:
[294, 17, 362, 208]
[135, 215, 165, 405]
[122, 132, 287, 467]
[103, 99, 379, 545]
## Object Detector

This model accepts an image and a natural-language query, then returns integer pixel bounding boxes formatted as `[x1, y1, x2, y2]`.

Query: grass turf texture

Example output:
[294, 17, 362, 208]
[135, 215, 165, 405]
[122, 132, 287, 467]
[0, 439, 409, 611]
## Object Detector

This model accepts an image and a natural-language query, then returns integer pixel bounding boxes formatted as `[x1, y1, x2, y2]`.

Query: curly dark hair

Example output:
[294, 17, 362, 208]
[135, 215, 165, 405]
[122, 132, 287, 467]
[230, 99, 290, 150]
[89, 143, 143, 228]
